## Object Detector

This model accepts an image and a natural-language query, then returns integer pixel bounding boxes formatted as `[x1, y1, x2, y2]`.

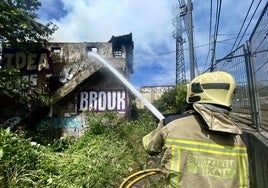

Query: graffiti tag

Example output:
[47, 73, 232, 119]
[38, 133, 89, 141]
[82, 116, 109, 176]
[78, 90, 126, 113]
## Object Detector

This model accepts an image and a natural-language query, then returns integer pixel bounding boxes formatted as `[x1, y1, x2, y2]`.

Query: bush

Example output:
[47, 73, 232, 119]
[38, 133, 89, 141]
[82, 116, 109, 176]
[0, 128, 48, 187]
[0, 111, 163, 187]
[154, 83, 187, 114]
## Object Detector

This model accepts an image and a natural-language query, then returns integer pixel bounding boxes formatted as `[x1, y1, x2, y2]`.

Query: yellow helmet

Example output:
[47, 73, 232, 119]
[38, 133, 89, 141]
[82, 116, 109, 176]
[186, 71, 236, 108]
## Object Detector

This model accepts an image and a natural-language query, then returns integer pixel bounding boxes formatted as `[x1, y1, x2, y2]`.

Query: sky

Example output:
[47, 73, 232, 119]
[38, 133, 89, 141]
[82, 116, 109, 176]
[37, 0, 266, 89]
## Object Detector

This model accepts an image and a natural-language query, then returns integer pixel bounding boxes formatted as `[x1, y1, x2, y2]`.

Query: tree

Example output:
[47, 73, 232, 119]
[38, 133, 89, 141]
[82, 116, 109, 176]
[0, 0, 57, 98]
[0, 0, 56, 127]
[0, 0, 57, 48]
[154, 83, 187, 115]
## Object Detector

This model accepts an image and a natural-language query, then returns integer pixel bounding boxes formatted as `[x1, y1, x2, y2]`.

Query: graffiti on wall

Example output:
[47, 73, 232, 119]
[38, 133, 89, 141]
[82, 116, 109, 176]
[38, 116, 84, 129]
[59, 60, 91, 84]
[78, 90, 126, 113]
[2, 48, 53, 86]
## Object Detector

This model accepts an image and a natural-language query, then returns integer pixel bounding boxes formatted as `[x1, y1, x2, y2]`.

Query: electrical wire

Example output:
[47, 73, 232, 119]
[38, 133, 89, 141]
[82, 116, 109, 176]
[217, 0, 264, 70]
[235, 0, 263, 49]
[133, 51, 175, 61]
[210, 0, 222, 71]
[203, 0, 213, 73]
[133, 36, 240, 62]
[229, 0, 255, 53]
[252, 31, 268, 54]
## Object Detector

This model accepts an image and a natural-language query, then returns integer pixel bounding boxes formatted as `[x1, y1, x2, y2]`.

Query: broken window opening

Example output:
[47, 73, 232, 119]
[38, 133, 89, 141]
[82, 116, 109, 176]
[87, 47, 98, 53]
[114, 50, 122, 58]
[86, 46, 98, 57]
[51, 47, 61, 53]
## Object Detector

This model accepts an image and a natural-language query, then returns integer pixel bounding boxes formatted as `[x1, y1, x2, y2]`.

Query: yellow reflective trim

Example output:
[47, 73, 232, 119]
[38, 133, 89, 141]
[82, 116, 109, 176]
[166, 138, 247, 156]
[143, 135, 149, 151]
[165, 138, 248, 186]
[169, 148, 181, 188]
[176, 149, 181, 186]
[169, 148, 175, 188]
[167, 138, 247, 150]
[238, 156, 243, 187]
[238, 156, 248, 187]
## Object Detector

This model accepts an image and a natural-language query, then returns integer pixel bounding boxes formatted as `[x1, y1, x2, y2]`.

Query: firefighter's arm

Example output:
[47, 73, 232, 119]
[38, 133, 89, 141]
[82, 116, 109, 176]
[142, 120, 164, 155]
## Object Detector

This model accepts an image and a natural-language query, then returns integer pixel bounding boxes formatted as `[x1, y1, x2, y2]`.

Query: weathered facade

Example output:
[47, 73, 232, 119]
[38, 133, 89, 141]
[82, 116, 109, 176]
[1, 33, 134, 137]
[135, 85, 174, 109]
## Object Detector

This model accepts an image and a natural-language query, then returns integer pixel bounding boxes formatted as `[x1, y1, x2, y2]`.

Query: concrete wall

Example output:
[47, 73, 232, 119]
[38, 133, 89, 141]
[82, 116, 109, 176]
[242, 131, 268, 188]
[0, 33, 134, 134]
[136, 85, 174, 109]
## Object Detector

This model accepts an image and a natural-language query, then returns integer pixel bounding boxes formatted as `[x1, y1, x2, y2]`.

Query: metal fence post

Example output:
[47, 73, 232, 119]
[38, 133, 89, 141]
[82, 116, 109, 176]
[244, 41, 261, 131]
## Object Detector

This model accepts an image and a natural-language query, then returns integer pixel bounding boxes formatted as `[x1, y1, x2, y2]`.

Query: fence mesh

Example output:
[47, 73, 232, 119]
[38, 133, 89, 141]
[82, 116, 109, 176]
[212, 3, 268, 131]
[214, 46, 253, 126]
[250, 3, 268, 131]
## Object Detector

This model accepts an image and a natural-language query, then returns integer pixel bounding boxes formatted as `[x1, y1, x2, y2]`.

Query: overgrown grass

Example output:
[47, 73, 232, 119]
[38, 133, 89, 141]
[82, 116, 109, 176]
[0, 110, 164, 187]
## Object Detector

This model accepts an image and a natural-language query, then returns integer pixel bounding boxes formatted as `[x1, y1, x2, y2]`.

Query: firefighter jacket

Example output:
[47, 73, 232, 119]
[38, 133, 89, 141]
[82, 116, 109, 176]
[143, 103, 249, 188]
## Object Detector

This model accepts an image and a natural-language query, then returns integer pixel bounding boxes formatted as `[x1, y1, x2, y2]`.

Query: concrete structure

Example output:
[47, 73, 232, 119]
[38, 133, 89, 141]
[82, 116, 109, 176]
[135, 85, 174, 109]
[242, 130, 268, 188]
[1, 33, 134, 137]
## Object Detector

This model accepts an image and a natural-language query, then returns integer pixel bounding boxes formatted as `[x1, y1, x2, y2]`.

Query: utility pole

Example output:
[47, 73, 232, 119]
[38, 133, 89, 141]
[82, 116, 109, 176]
[187, 0, 195, 80]
[174, 1, 186, 84]
[174, 0, 195, 82]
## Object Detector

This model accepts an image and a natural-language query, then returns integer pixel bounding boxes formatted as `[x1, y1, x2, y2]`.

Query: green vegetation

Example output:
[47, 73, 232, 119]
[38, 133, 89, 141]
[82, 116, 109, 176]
[0, 0, 57, 120]
[0, 0, 57, 48]
[0, 69, 42, 106]
[0, 111, 165, 187]
[154, 83, 187, 114]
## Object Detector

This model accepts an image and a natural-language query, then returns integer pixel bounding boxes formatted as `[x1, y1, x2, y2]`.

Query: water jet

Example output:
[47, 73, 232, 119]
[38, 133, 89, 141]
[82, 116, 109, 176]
[88, 52, 165, 121]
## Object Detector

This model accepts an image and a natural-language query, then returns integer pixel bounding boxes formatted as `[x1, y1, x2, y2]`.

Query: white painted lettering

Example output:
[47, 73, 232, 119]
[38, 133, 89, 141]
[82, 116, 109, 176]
[38, 53, 49, 71]
[4, 53, 14, 69]
[117, 91, 126, 111]
[98, 91, 106, 111]
[78, 90, 126, 112]
[27, 53, 37, 70]
[107, 91, 116, 110]
[89, 91, 98, 110]
[21, 74, 38, 86]
[3, 51, 52, 73]
[15, 52, 26, 69]
[79, 92, 89, 111]
[29, 74, 37, 86]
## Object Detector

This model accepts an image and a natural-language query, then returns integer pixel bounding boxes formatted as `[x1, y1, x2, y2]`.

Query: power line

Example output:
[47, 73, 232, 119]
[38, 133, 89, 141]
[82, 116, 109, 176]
[252, 31, 268, 54]
[133, 51, 175, 61]
[235, 0, 263, 48]
[133, 37, 238, 62]
[203, 0, 213, 73]
[229, 0, 255, 52]
[210, 0, 222, 71]
[218, 0, 264, 71]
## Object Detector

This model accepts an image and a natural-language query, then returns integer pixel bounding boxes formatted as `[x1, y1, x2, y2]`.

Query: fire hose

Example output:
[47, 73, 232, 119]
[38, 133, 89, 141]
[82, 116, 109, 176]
[119, 168, 162, 188]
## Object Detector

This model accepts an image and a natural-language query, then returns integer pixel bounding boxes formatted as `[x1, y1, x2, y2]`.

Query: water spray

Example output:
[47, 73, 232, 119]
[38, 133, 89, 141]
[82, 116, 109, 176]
[88, 52, 165, 121]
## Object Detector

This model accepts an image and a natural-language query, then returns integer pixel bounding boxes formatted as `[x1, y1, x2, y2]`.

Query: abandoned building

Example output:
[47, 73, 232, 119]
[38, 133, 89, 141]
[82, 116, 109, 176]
[0, 33, 134, 137]
[135, 85, 174, 109]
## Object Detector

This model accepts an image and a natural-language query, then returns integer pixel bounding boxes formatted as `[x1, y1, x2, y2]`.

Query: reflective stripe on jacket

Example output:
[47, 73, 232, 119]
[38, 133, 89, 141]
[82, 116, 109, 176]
[143, 104, 249, 188]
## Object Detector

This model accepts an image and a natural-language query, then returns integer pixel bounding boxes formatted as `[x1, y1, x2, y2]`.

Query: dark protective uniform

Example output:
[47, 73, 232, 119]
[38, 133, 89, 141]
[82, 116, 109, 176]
[143, 103, 249, 188]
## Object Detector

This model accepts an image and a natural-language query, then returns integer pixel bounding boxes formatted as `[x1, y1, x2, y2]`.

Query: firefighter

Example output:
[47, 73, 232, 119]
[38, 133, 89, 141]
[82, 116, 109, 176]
[142, 71, 249, 188]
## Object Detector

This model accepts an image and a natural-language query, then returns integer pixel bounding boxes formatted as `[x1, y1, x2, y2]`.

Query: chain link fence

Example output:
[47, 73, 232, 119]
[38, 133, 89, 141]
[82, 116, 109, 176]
[212, 2, 268, 132]
[249, 2, 268, 132]
[213, 45, 253, 126]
